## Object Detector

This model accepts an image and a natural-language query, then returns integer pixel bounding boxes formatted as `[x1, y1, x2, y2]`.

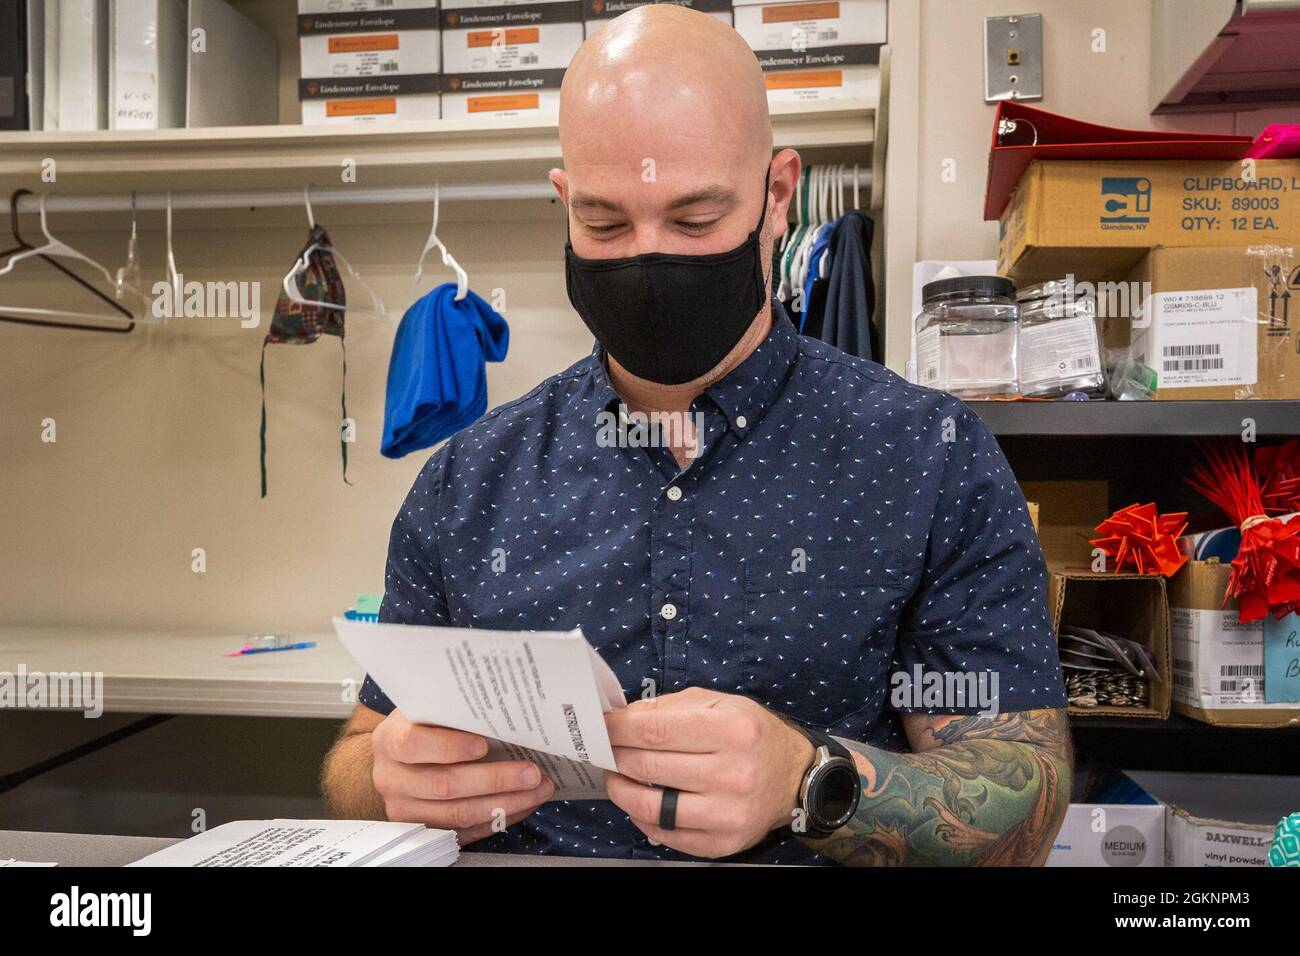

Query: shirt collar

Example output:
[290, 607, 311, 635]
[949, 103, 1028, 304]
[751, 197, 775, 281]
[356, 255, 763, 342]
[584, 299, 801, 435]
[705, 300, 800, 436]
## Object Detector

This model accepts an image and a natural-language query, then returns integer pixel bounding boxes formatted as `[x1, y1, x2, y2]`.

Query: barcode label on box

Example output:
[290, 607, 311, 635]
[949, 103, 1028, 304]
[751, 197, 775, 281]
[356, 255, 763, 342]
[1150, 288, 1257, 389]
[1163, 342, 1224, 372]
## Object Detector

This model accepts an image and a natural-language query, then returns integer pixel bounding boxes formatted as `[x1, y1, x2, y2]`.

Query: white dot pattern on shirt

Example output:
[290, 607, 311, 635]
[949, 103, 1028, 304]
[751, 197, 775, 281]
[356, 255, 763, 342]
[361, 312, 1066, 864]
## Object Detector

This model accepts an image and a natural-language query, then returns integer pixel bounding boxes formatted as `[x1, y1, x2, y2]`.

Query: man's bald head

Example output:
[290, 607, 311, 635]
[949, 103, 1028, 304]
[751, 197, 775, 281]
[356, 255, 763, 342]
[552, 4, 798, 266]
[560, 5, 772, 165]
[550, 5, 801, 392]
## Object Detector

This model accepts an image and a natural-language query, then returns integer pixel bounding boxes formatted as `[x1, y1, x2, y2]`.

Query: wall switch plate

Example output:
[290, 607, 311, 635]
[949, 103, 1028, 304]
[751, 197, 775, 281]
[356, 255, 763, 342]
[985, 13, 1043, 102]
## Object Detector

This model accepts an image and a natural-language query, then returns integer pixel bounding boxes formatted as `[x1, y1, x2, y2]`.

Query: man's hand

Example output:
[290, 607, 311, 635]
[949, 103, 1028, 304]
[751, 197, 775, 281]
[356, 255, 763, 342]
[604, 687, 814, 858]
[371, 709, 555, 845]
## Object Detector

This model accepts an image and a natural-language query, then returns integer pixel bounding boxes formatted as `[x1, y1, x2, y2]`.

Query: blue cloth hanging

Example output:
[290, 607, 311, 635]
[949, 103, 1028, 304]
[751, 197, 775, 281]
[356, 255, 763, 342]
[381, 283, 509, 459]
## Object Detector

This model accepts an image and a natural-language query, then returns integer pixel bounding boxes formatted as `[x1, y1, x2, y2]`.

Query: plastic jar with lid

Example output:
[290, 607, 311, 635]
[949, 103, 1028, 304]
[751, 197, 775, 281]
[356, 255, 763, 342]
[1016, 279, 1107, 398]
[914, 276, 1020, 399]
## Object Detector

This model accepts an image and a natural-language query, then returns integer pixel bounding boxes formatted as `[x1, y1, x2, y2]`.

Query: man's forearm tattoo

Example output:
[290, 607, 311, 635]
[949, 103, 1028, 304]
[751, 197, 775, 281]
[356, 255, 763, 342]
[803, 709, 1073, 866]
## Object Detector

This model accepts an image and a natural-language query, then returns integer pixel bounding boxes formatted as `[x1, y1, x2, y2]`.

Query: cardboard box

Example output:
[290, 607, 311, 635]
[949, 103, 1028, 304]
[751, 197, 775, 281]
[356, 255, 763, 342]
[1020, 479, 1109, 568]
[582, 0, 731, 37]
[1167, 559, 1300, 728]
[300, 75, 441, 124]
[440, 0, 579, 116]
[440, 78, 561, 118]
[998, 160, 1300, 280]
[299, 1, 437, 10]
[732, 0, 885, 50]
[1048, 570, 1171, 719]
[756, 46, 880, 104]
[1124, 244, 1300, 400]
[1046, 803, 1166, 867]
[731, 0, 883, 104]
[298, 6, 441, 78]
[441, 0, 582, 75]
[1124, 771, 1293, 867]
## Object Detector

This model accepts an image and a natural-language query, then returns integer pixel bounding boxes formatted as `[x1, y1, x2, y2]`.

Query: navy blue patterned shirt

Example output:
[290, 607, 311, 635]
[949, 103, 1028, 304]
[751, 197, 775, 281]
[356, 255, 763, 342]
[361, 302, 1067, 865]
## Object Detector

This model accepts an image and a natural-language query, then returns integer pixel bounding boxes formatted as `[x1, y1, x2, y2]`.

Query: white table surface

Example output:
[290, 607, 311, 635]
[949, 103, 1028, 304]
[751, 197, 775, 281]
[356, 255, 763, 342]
[0, 626, 363, 718]
[0, 830, 718, 867]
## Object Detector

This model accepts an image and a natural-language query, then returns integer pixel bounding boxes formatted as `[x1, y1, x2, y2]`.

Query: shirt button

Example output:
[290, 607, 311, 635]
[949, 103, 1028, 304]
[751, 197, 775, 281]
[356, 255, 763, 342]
[666, 486, 683, 501]
[735, 415, 748, 429]
[660, 602, 678, 620]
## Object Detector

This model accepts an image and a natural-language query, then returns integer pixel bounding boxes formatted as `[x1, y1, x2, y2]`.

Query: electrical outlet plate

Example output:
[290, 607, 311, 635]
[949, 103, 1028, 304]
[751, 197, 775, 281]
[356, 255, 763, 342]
[984, 13, 1043, 102]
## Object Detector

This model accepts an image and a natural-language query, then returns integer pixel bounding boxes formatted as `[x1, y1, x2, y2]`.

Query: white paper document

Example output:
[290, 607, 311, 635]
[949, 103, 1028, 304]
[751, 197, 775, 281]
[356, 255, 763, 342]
[128, 819, 458, 868]
[334, 618, 626, 800]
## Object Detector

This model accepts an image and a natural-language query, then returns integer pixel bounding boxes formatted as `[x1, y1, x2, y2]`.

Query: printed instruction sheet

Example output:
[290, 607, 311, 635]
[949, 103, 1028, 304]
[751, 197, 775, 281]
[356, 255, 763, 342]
[334, 618, 626, 800]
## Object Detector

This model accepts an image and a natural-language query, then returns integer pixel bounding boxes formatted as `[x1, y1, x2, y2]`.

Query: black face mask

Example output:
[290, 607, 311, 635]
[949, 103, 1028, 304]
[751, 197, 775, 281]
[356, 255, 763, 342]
[564, 170, 771, 385]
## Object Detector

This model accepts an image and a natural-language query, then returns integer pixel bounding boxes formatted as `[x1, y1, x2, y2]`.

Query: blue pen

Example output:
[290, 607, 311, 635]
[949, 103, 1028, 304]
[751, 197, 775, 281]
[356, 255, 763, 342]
[226, 641, 317, 657]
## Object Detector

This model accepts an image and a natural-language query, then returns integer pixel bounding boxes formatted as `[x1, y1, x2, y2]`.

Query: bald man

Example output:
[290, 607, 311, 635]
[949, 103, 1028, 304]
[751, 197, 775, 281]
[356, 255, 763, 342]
[323, 7, 1072, 865]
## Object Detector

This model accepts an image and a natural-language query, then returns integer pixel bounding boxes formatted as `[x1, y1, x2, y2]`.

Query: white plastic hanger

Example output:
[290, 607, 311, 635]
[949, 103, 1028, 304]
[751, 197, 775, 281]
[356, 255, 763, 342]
[791, 166, 826, 295]
[818, 165, 845, 281]
[1, 192, 122, 285]
[115, 192, 140, 295]
[788, 169, 813, 295]
[0, 192, 154, 323]
[777, 168, 807, 301]
[409, 183, 469, 303]
[165, 191, 180, 304]
[281, 185, 387, 317]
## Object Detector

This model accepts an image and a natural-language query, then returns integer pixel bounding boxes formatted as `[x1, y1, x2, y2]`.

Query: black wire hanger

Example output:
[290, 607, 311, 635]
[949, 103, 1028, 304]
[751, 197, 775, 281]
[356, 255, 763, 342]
[0, 188, 136, 334]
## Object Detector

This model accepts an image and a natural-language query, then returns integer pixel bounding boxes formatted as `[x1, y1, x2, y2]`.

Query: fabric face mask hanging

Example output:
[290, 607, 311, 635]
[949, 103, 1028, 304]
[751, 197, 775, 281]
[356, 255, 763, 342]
[260, 222, 349, 498]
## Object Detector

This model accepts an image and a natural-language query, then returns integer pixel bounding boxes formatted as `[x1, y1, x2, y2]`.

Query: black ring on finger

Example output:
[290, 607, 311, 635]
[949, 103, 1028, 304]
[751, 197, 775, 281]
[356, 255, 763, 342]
[658, 786, 679, 831]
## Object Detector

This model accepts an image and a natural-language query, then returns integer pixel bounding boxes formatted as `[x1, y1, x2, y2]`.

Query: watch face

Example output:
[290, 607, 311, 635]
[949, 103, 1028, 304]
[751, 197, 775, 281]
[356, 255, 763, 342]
[809, 760, 860, 831]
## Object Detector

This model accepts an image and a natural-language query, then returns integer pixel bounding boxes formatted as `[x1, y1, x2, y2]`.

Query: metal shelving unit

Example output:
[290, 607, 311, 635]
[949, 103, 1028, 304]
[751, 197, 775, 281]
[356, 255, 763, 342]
[968, 400, 1300, 437]
[1072, 713, 1300, 776]
[973, 399, 1300, 775]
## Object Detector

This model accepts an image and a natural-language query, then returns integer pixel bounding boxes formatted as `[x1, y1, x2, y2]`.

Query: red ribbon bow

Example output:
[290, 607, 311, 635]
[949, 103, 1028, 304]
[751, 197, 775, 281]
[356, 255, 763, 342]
[1187, 442, 1300, 623]
[1256, 438, 1300, 516]
[1090, 502, 1189, 577]
[1230, 515, 1300, 622]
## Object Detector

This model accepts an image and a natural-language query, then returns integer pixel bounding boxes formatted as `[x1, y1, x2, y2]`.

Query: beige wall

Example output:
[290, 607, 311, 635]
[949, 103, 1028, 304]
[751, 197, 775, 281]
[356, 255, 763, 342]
[5, 0, 1297, 634]
[0, 213, 589, 634]
[921, 0, 1244, 259]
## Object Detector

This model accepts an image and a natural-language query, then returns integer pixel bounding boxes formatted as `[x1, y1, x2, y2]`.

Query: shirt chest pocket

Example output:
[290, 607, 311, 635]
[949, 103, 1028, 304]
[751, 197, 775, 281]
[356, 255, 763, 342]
[741, 547, 908, 730]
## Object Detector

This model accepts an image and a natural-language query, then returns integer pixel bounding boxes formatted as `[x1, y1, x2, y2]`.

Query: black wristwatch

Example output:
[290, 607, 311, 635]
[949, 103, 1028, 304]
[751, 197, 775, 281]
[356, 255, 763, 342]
[786, 722, 861, 837]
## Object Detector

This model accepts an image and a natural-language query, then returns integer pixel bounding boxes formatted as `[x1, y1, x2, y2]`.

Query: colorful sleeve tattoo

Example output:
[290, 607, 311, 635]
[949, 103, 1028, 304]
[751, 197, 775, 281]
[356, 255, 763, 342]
[803, 708, 1073, 866]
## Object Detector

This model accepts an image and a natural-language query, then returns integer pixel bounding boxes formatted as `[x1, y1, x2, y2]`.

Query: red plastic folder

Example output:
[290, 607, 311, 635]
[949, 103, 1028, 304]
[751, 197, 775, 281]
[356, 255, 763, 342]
[983, 101, 1253, 221]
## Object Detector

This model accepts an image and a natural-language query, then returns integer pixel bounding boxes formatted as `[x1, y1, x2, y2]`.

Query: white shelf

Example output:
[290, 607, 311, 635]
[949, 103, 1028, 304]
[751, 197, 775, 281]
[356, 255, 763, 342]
[0, 626, 362, 719]
[0, 99, 875, 195]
